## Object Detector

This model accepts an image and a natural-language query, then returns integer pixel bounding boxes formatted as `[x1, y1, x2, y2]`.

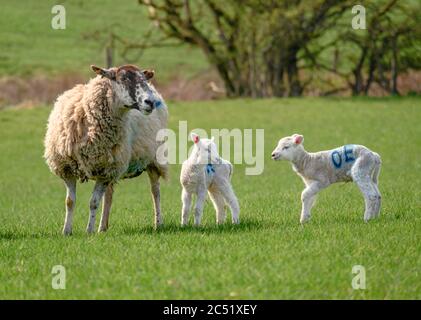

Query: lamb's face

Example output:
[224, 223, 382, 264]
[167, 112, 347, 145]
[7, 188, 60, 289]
[271, 134, 304, 161]
[191, 133, 219, 164]
[91, 64, 162, 115]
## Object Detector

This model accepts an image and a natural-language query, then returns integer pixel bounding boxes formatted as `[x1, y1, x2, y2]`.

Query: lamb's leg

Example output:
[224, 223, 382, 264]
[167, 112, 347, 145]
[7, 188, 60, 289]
[354, 178, 379, 222]
[147, 167, 163, 229]
[221, 184, 240, 224]
[300, 182, 322, 224]
[63, 178, 76, 236]
[372, 183, 382, 218]
[181, 188, 192, 226]
[208, 189, 226, 224]
[194, 189, 207, 226]
[98, 184, 113, 232]
[86, 180, 108, 234]
[352, 156, 381, 221]
[371, 163, 382, 217]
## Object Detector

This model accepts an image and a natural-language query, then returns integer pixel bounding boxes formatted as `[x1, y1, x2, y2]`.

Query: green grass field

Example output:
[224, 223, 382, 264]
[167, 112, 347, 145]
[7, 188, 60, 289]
[0, 0, 207, 79]
[0, 98, 420, 299]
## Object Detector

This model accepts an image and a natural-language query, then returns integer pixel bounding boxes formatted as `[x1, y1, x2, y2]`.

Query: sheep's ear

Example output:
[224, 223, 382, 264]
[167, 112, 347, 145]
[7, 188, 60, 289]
[294, 134, 304, 145]
[143, 69, 155, 80]
[191, 132, 200, 144]
[211, 136, 215, 142]
[91, 65, 116, 80]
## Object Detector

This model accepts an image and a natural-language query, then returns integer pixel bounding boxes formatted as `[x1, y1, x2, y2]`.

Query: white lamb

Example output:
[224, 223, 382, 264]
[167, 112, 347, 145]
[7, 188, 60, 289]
[180, 133, 240, 226]
[271, 134, 382, 223]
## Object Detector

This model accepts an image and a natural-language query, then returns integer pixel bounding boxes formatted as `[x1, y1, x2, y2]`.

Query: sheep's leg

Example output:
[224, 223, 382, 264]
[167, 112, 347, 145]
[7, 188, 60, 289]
[208, 189, 226, 224]
[194, 189, 207, 226]
[98, 184, 114, 232]
[300, 182, 322, 224]
[86, 180, 108, 234]
[147, 167, 163, 229]
[63, 178, 76, 236]
[221, 184, 240, 224]
[181, 188, 192, 226]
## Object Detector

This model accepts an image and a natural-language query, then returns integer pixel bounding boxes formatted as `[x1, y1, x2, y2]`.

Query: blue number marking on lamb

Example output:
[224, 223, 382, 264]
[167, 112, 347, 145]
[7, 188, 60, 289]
[331, 150, 342, 168]
[206, 163, 215, 175]
[344, 144, 355, 163]
[331, 145, 355, 169]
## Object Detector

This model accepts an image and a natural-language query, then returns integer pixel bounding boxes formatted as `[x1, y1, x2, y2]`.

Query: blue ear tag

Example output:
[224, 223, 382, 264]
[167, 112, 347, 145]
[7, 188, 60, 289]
[155, 100, 162, 108]
[206, 163, 215, 175]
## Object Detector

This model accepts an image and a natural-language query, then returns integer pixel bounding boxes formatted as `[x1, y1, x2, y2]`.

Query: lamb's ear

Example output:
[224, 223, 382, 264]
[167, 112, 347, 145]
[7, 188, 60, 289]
[91, 65, 116, 80]
[143, 69, 155, 80]
[294, 134, 304, 145]
[211, 136, 215, 142]
[191, 132, 200, 144]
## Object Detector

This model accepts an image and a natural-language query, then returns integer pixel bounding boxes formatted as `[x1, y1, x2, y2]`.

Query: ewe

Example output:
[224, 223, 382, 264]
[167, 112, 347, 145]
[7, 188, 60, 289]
[271, 134, 381, 223]
[44, 64, 168, 235]
[180, 133, 240, 226]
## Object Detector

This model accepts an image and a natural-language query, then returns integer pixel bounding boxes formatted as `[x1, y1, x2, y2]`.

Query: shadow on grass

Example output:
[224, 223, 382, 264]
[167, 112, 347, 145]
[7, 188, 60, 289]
[118, 219, 266, 236]
[0, 230, 60, 240]
[0, 219, 267, 240]
[0, 212, 402, 240]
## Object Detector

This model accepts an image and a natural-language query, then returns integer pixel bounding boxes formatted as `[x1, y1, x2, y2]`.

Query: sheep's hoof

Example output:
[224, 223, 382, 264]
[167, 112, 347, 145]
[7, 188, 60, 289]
[62, 229, 72, 236]
[98, 226, 108, 233]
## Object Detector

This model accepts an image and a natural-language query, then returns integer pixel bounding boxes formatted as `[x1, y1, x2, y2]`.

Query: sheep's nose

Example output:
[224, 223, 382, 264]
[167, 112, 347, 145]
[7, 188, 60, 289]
[271, 153, 276, 157]
[144, 99, 154, 107]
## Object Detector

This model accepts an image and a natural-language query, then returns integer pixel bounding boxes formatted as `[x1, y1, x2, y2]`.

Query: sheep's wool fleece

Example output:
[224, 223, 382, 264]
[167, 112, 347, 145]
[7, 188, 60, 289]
[44, 76, 168, 182]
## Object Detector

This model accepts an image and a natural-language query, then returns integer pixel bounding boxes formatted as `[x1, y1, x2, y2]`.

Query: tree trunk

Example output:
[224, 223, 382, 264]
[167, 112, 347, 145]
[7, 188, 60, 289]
[364, 53, 376, 95]
[351, 46, 368, 96]
[286, 47, 302, 97]
[391, 35, 399, 95]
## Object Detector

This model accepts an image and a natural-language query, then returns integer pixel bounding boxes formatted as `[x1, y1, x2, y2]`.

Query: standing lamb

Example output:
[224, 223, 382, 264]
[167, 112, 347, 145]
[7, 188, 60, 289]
[180, 133, 240, 226]
[44, 64, 168, 235]
[271, 134, 381, 223]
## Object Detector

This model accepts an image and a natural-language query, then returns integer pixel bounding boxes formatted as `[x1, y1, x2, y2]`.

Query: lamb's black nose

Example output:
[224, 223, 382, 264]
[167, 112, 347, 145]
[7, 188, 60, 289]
[271, 153, 276, 157]
[144, 99, 154, 107]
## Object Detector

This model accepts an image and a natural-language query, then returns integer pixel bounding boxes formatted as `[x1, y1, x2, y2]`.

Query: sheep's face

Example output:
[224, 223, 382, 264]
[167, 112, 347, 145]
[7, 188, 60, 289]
[271, 134, 304, 161]
[91, 64, 161, 115]
[191, 133, 220, 164]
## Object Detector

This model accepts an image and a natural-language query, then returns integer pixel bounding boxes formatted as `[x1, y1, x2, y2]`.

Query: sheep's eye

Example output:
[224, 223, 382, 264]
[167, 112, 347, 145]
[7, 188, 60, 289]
[282, 146, 289, 150]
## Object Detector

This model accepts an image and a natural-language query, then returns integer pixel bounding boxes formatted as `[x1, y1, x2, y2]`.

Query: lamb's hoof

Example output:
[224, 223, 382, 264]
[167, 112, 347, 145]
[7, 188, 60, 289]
[232, 219, 240, 225]
[300, 216, 310, 224]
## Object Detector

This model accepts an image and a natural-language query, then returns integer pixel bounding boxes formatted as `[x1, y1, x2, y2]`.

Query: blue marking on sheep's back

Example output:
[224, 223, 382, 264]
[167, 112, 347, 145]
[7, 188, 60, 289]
[123, 160, 147, 179]
[155, 100, 162, 108]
